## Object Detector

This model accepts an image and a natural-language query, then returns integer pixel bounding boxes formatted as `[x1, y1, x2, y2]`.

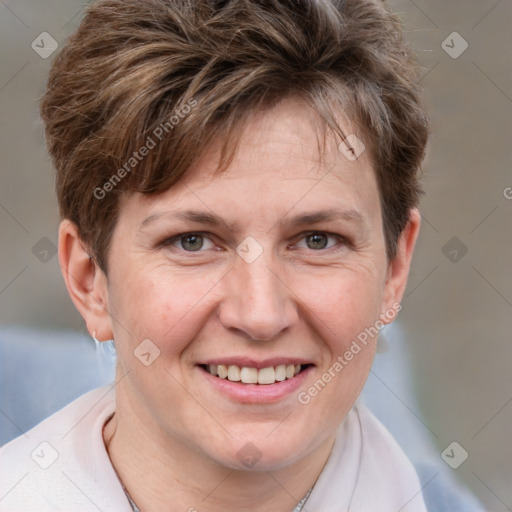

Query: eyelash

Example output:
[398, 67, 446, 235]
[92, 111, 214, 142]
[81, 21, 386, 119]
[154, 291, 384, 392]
[160, 231, 348, 254]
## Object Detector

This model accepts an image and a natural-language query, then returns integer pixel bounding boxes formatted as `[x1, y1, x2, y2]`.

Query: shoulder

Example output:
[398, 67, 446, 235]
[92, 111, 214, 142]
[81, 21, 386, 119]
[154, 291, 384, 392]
[355, 401, 420, 468]
[0, 386, 128, 512]
[351, 402, 428, 511]
[306, 403, 427, 512]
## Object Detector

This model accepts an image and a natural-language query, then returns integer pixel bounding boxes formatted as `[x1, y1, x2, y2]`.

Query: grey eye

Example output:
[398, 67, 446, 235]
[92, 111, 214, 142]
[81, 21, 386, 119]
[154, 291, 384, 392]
[305, 233, 329, 250]
[180, 234, 205, 251]
[294, 232, 340, 251]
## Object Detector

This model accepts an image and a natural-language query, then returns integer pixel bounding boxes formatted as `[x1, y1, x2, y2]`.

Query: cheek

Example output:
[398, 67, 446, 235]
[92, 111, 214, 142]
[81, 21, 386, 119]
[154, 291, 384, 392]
[108, 264, 226, 357]
[293, 267, 385, 352]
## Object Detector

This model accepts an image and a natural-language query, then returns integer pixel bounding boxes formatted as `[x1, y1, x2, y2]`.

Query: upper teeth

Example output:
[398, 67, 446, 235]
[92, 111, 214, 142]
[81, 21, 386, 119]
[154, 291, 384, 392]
[207, 364, 301, 384]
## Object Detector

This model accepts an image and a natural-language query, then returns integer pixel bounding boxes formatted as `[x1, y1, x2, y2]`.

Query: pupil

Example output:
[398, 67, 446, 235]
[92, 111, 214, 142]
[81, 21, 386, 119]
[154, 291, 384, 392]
[307, 233, 327, 250]
[182, 234, 203, 251]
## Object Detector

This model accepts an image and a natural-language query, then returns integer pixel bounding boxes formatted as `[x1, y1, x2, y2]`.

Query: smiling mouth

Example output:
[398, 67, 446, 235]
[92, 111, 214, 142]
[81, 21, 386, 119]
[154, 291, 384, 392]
[199, 364, 313, 385]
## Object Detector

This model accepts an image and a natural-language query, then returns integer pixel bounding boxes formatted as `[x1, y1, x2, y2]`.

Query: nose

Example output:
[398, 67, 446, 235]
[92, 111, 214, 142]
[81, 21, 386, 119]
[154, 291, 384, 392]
[217, 252, 298, 341]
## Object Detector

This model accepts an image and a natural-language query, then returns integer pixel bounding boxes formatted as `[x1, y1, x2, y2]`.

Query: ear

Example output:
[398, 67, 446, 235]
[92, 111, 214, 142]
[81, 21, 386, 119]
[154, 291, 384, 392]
[58, 219, 113, 341]
[380, 208, 421, 322]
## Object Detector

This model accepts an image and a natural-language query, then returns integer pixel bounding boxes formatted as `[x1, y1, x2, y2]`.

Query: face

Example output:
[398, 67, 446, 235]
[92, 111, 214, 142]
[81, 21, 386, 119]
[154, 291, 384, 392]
[93, 99, 410, 470]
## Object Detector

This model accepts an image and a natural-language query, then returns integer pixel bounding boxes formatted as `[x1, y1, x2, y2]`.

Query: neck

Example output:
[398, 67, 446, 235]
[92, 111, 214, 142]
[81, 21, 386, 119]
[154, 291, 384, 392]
[103, 397, 335, 512]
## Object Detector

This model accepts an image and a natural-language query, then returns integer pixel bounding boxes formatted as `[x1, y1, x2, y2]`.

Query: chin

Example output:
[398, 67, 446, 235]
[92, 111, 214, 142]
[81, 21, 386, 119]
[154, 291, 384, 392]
[204, 429, 317, 472]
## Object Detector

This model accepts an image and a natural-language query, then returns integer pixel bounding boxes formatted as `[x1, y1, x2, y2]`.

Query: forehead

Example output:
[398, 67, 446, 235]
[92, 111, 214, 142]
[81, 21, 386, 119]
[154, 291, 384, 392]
[187, 99, 370, 184]
[122, 99, 381, 228]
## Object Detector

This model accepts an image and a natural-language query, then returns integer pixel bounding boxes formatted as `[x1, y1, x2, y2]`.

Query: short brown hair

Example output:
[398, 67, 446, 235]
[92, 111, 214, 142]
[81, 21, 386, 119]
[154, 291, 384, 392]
[41, 0, 429, 272]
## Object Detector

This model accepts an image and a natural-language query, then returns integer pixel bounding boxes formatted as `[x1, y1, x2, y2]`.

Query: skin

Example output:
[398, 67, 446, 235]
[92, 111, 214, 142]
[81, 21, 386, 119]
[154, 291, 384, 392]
[59, 98, 420, 512]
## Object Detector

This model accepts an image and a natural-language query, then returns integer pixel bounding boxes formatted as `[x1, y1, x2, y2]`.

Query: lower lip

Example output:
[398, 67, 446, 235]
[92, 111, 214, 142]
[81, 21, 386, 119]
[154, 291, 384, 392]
[197, 366, 314, 404]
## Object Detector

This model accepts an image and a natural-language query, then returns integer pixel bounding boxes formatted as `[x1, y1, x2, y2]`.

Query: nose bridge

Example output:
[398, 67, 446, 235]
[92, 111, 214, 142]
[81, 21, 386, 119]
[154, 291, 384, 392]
[219, 247, 296, 341]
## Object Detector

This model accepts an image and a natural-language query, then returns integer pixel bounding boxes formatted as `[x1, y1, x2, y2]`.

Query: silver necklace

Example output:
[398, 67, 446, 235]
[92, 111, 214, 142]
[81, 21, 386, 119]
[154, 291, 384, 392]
[119, 476, 312, 512]
[292, 488, 313, 512]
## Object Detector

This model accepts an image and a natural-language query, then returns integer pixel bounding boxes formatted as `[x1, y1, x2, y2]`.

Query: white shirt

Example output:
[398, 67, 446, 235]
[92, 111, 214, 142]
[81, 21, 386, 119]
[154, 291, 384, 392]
[0, 386, 427, 511]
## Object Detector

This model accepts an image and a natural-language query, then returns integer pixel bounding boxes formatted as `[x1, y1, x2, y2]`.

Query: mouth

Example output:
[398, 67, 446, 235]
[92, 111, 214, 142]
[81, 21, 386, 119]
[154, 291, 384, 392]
[199, 363, 313, 385]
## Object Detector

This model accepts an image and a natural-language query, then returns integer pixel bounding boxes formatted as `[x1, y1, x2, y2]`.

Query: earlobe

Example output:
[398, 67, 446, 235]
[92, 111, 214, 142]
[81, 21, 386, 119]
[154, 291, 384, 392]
[380, 208, 421, 322]
[58, 219, 113, 341]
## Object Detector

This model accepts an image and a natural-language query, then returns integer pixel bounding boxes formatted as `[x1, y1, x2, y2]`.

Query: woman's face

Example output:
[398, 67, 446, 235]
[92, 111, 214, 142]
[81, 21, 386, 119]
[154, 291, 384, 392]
[100, 99, 414, 470]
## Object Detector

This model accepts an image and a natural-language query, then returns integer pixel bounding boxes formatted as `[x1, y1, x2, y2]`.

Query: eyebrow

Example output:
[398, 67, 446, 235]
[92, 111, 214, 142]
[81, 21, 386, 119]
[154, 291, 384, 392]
[288, 208, 364, 226]
[140, 208, 365, 231]
[140, 210, 237, 231]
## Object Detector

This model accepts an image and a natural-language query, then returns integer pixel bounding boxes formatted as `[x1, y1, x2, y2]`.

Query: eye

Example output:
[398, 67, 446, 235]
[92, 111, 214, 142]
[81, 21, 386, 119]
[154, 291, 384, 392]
[295, 232, 342, 251]
[164, 232, 215, 252]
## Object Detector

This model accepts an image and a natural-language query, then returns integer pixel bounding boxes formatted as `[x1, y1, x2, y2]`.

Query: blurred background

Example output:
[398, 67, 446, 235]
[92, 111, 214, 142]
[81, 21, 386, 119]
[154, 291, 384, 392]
[0, 0, 510, 510]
